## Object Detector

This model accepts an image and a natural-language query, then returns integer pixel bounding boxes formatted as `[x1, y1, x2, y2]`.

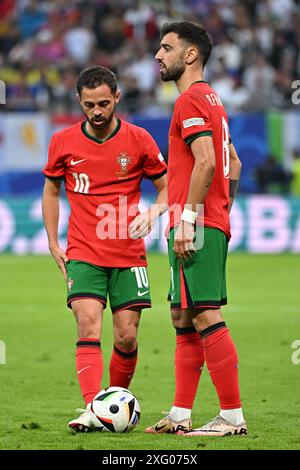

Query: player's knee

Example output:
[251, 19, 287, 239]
[171, 309, 194, 330]
[115, 329, 137, 352]
[172, 317, 183, 329]
[192, 309, 223, 331]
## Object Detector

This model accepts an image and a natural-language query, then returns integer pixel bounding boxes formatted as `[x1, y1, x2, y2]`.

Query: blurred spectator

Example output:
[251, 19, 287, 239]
[63, 13, 95, 65]
[126, 43, 157, 94]
[17, 0, 47, 39]
[94, 7, 125, 54]
[255, 18, 274, 55]
[255, 155, 292, 194]
[0, 0, 15, 21]
[243, 54, 275, 111]
[211, 58, 250, 111]
[291, 149, 300, 196]
[214, 33, 242, 77]
[124, 2, 157, 40]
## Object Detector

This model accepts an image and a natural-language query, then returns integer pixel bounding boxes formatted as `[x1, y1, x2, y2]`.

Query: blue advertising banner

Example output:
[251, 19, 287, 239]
[229, 113, 269, 193]
[0, 111, 297, 196]
[0, 196, 299, 254]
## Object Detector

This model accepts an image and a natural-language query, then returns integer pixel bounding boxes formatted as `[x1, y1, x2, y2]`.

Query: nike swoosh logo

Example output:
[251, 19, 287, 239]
[155, 424, 167, 431]
[77, 365, 92, 375]
[71, 158, 87, 165]
[137, 290, 149, 297]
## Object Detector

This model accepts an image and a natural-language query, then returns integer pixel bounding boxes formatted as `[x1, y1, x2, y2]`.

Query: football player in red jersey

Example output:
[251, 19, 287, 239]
[146, 21, 247, 437]
[42, 66, 167, 431]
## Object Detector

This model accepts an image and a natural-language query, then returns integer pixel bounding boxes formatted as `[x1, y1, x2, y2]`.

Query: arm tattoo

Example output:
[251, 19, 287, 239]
[229, 179, 239, 199]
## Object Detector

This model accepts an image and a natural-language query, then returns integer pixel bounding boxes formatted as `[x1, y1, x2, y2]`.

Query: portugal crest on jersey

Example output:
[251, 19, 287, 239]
[116, 153, 132, 178]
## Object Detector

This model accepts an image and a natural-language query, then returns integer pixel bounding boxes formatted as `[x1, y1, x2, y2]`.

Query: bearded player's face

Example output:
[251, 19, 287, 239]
[79, 84, 120, 131]
[155, 32, 186, 82]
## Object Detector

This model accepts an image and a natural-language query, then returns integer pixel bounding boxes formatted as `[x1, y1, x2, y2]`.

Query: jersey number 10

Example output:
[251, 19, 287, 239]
[73, 172, 90, 194]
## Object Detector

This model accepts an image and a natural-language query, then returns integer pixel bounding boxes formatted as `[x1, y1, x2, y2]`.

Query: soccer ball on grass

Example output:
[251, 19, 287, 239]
[91, 386, 140, 433]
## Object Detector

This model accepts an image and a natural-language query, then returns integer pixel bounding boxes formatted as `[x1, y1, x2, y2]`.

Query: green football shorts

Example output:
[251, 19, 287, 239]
[168, 227, 228, 310]
[66, 260, 151, 313]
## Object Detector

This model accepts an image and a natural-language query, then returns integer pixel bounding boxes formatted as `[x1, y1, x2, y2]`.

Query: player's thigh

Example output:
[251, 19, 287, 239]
[108, 266, 151, 314]
[66, 260, 108, 309]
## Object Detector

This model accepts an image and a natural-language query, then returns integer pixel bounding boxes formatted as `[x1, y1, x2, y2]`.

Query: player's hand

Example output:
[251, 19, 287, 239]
[129, 209, 156, 239]
[173, 221, 196, 261]
[49, 244, 69, 280]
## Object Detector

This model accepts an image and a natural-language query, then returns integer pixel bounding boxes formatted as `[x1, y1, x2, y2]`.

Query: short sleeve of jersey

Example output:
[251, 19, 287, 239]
[141, 130, 167, 180]
[43, 133, 66, 181]
[176, 92, 213, 145]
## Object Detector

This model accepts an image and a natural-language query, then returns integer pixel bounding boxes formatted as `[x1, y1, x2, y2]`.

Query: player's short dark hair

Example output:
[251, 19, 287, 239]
[160, 21, 213, 67]
[77, 66, 117, 97]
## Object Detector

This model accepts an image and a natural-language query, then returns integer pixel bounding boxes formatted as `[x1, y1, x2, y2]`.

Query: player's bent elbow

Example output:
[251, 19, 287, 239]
[206, 159, 216, 177]
[234, 157, 242, 170]
[196, 157, 216, 174]
[233, 159, 242, 177]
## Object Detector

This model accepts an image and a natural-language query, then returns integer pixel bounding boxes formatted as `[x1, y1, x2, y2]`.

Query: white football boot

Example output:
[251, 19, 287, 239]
[145, 411, 192, 434]
[68, 403, 97, 432]
[180, 414, 247, 437]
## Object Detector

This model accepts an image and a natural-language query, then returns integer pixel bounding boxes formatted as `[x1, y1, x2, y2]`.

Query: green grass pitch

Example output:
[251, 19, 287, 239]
[0, 253, 299, 450]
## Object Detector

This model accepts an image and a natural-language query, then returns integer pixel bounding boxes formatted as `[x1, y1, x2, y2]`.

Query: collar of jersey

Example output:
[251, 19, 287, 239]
[189, 80, 208, 88]
[81, 118, 121, 144]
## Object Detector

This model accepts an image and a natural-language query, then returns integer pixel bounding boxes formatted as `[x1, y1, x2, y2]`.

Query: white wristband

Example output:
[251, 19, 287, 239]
[181, 208, 197, 224]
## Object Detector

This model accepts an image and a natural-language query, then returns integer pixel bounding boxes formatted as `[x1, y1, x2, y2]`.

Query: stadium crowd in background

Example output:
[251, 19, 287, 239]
[0, 0, 299, 115]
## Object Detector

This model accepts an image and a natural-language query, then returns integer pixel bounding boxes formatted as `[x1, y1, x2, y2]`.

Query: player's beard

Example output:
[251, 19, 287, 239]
[87, 108, 115, 131]
[160, 56, 185, 82]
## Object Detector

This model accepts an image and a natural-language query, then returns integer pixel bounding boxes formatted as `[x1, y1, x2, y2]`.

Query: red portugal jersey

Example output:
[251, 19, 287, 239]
[43, 119, 167, 267]
[168, 80, 231, 238]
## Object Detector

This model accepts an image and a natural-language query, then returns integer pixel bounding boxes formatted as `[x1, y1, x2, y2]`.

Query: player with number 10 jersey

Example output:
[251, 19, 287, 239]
[42, 66, 168, 432]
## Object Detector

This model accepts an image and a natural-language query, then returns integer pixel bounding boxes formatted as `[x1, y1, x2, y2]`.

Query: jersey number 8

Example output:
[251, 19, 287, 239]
[222, 117, 230, 178]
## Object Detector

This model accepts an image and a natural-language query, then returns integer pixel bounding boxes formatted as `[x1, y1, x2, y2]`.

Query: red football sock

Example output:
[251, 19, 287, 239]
[109, 344, 138, 389]
[173, 329, 205, 409]
[76, 338, 103, 406]
[201, 323, 241, 409]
